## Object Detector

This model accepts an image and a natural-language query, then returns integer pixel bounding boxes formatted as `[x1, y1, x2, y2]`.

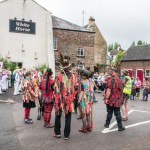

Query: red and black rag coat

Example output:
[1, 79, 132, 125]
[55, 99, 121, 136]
[54, 71, 75, 115]
[40, 78, 54, 104]
[104, 74, 125, 108]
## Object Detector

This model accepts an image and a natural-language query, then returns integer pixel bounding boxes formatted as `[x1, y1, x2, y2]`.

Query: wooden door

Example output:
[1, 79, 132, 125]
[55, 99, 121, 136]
[137, 70, 143, 82]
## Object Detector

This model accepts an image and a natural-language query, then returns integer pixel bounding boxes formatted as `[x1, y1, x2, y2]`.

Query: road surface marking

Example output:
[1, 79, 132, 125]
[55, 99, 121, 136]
[102, 109, 150, 133]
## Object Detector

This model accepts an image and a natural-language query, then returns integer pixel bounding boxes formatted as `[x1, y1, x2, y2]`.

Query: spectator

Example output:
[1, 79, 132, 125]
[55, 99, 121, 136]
[130, 77, 136, 100]
[134, 77, 142, 99]
[142, 78, 149, 101]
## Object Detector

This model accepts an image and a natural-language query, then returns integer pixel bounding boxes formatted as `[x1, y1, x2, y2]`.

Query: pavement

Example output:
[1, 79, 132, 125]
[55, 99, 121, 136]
[0, 89, 150, 150]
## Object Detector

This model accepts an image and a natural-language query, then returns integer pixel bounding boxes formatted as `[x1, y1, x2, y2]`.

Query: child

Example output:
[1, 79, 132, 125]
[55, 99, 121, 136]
[33, 75, 41, 120]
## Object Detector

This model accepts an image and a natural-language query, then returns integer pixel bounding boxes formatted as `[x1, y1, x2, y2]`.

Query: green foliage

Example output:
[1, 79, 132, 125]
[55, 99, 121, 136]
[107, 43, 121, 52]
[137, 40, 143, 45]
[113, 50, 126, 67]
[0, 55, 16, 71]
[114, 42, 120, 50]
[143, 41, 146, 45]
[34, 63, 48, 73]
[131, 41, 135, 47]
[107, 44, 113, 52]
[131, 40, 148, 47]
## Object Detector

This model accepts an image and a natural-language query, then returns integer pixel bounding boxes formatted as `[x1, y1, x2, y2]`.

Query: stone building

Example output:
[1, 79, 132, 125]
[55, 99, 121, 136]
[0, 0, 55, 71]
[84, 17, 107, 71]
[52, 16, 95, 71]
[120, 45, 150, 82]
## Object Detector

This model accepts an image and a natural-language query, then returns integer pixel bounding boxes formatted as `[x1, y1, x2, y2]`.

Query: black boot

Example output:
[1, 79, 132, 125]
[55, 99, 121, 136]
[104, 123, 109, 128]
[118, 126, 125, 131]
[37, 115, 41, 120]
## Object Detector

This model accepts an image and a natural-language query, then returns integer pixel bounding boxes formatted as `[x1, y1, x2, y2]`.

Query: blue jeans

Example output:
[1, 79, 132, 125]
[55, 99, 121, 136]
[93, 92, 97, 102]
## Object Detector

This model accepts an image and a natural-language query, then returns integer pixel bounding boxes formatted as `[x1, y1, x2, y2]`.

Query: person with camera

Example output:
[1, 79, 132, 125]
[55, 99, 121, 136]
[40, 68, 54, 128]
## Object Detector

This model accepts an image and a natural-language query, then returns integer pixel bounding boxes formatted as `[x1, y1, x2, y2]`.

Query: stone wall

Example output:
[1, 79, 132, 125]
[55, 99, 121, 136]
[53, 29, 95, 71]
[86, 17, 107, 66]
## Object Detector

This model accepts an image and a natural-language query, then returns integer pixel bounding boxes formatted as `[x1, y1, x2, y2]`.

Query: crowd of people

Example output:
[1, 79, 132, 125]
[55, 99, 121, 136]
[0, 68, 12, 94]
[0, 53, 150, 140]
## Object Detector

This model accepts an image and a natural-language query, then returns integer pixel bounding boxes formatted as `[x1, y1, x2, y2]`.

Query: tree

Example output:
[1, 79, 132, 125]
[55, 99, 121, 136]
[143, 41, 146, 45]
[131, 41, 135, 47]
[113, 50, 126, 68]
[107, 43, 122, 52]
[34, 64, 48, 73]
[0, 55, 17, 71]
[114, 42, 120, 50]
[137, 40, 143, 45]
[107, 44, 114, 52]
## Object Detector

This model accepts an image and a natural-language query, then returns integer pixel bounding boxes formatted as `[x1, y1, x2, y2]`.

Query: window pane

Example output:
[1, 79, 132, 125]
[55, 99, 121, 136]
[77, 48, 84, 56]
[145, 70, 150, 76]
[81, 49, 83, 55]
[53, 37, 57, 50]
[77, 49, 80, 55]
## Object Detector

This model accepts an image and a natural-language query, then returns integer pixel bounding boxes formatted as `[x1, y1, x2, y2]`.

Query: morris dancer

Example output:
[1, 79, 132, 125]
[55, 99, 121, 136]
[22, 71, 37, 124]
[33, 75, 41, 120]
[53, 52, 75, 140]
[8, 68, 12, 88]
[40, 68, 54, 128]
[13, 68, 20, 96]
[103, 68, 125, 131]
[1, 69, 7, 92]
[78, 70, 93, 133]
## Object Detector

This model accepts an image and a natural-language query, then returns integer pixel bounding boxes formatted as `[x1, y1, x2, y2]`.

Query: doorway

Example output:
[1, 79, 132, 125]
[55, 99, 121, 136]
[136, 70, 143, 82]
[12, 62, 23, 69]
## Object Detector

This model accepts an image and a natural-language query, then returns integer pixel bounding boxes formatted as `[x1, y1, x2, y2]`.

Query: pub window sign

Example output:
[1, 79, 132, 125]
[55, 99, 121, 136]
[9, 19, 36, 34]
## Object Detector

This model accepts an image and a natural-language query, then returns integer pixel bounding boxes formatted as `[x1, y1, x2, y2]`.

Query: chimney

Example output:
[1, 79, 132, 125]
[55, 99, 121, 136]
[88, 16, 95, 30]
[89, 16, 95, 23]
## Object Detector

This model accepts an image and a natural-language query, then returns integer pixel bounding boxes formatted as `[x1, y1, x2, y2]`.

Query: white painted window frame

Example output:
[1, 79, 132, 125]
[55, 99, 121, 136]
[53, 37, 57, 50]
[145, 69, 150, 77]
[77, 48, 84, 56]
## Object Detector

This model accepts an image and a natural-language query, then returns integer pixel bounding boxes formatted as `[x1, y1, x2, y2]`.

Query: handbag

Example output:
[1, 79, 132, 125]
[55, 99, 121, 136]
[147, 88, 150, 94]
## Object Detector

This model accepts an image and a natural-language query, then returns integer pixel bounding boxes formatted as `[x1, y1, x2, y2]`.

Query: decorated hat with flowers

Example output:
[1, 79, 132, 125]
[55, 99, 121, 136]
[45, 68, 53, 75]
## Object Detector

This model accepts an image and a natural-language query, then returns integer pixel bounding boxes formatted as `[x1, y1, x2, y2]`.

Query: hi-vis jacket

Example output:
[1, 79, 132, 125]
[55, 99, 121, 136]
[123, 76, 132, 95]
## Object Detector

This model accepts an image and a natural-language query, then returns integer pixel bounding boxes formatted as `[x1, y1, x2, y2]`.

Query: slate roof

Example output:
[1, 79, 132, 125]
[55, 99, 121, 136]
[122, 44, 150, 61]
[110, 49, 118, 56]
[52, 15, 94, 33]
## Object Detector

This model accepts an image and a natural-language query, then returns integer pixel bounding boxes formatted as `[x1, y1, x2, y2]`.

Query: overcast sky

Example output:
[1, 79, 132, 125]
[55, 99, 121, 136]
[35, 0, 150, 49]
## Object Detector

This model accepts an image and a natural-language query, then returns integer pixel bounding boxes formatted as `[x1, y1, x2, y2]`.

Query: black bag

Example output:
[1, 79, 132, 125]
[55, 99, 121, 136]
[147, 88, 150, 94]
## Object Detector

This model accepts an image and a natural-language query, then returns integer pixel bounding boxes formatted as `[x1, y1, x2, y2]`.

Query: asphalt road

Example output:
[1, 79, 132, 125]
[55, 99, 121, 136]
[0, 89, 150, 150]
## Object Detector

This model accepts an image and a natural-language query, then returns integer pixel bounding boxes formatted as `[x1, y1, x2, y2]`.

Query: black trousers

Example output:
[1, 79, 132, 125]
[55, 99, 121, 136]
[74, 98, 78, 113]
[105, 104, 123, 128]
[54, 109, 72, 138]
